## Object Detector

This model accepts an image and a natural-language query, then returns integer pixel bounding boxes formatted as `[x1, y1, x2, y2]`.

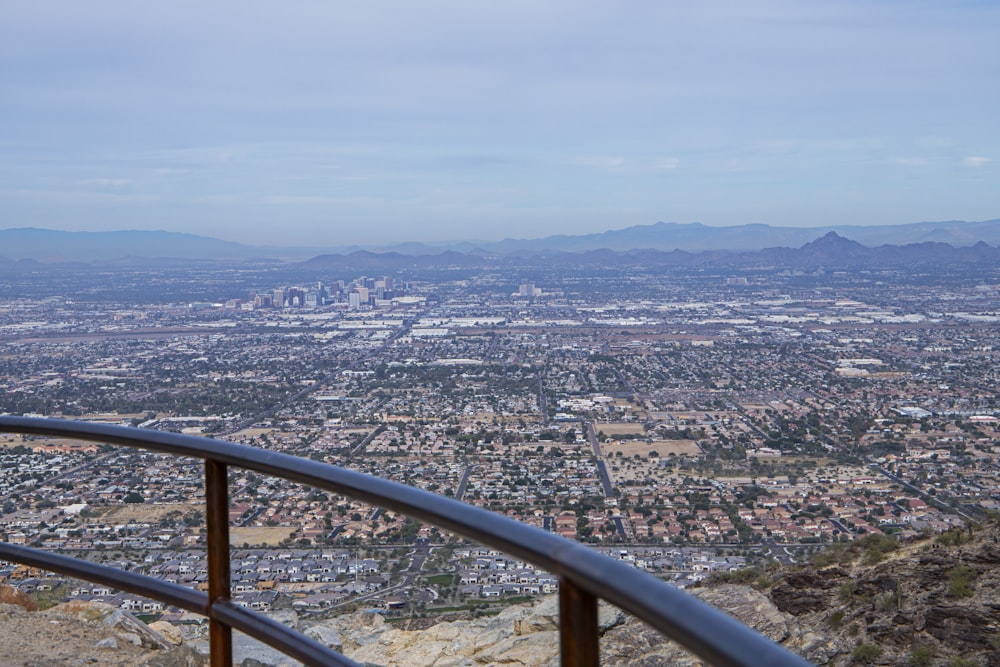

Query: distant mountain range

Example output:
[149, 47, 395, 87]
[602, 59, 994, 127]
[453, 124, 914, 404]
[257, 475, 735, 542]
[364, 218, 1000, 255]
[0, 228, 265, 263]
[2, 219, 1000, 268]
[298, 232, 1000, 273]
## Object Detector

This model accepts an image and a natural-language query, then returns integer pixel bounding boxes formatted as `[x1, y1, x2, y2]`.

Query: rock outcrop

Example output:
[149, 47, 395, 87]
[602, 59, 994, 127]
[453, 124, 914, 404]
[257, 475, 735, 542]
[301, 586, 832, 667]
[0, 599, 207, 667]
[753, 522, 1000, 666]
[0, 584, 38, 612]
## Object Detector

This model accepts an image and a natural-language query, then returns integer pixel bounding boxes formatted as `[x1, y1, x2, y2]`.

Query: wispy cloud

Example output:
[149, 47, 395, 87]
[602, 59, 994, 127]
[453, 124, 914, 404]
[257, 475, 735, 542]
[961, 156, 992, 167]
[653, 157, 680, 170]
[79, 178, 129, 187]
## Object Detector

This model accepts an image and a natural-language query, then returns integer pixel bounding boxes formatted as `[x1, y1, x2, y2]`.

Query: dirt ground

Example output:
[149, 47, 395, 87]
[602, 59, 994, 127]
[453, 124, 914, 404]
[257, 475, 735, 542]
[230, 526, 296, 546]
[596, 423, 645, 436]
[603, 439, 700, 458]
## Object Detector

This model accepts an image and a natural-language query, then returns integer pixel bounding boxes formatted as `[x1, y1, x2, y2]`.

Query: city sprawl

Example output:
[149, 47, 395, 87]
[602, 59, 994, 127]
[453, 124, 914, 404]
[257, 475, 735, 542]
[1, 262, 998, 617]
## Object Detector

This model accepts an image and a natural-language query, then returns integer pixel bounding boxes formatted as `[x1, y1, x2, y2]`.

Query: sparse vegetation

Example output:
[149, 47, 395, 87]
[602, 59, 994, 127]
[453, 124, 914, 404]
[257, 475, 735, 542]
[947, 565, 975, 599]
[838, 581, 857, 603]
[811, 542, 853, 568]
[852, 643, 883, 664]
[31, 585, 69, 611]
[936, 528, 974, 547]
[908, 645, 935, 667]
[878, 589, 901, 612]
[705, 563, 777, 590]
[858, 534, 899, 564]
[949, 658, 978, 667]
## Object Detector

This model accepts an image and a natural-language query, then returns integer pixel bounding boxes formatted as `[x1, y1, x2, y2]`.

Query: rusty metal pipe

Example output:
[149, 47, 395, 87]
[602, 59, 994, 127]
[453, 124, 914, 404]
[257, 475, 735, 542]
[205, 459, 232, 667]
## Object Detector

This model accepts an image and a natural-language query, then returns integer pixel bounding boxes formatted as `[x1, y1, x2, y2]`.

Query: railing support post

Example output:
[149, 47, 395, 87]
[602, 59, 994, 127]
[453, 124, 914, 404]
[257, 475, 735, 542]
[559, 577, 599, 667]
[206, 459, 233, 667]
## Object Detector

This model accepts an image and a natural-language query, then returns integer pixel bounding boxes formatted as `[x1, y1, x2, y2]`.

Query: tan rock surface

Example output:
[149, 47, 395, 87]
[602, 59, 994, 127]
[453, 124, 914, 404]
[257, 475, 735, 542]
[0, 585, 37, 612]
[0, 601, 201, 667]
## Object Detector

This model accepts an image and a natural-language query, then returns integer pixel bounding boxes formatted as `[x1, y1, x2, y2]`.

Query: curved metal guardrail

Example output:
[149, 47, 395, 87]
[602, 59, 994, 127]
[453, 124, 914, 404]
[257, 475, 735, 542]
[0, 416, 813, 667]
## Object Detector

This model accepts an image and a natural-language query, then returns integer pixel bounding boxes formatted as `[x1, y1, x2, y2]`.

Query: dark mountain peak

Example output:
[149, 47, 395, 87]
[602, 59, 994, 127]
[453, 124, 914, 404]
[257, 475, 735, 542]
[801, 231, 861, 249]
[793, 232, 872, 265]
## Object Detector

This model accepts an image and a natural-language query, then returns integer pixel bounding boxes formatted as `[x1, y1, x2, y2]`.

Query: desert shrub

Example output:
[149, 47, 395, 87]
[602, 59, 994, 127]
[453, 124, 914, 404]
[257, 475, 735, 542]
[947, 565, 974, 598]
[858, 534, 898, 564]
[908, 644, 935, 667]
[935, 528, 972, 547]
[812, 542, 852, 567]
[852, 643, 883, 664]
[949, 658, 978, 667]
[878, 590, 901, 612]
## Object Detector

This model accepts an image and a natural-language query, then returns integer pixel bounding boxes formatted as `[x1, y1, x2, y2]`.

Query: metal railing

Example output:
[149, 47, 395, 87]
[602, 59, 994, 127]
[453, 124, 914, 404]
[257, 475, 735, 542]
[0, 416, 812, 667]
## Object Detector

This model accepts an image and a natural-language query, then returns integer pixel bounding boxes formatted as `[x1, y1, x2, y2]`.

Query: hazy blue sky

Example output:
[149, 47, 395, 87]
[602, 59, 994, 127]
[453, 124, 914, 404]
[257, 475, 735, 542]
[2, 1, 998, 246]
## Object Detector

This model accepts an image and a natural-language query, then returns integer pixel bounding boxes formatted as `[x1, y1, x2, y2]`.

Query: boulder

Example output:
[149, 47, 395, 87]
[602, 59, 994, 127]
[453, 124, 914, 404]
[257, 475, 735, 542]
[0, 584, 38, 612]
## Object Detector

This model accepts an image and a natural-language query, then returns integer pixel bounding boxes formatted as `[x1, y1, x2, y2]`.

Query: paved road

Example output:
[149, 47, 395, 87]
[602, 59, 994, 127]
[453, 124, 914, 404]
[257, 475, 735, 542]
[595, 461, 614, 497]
[613, 367, 635, 397]
[326, 538, 433, 611]
[870, 464, 978, 522]
[407, 538, 432, 574]
[454, 463, 478, 502]
[585, 422, 615, 497]
[537, 368, 549, 425]
[826, 517, 852, 534]
[763, 537, 796, 565]
[346, 423, 387, 459]
[585, 421, 627, 539]
[237, 505, 266, 527]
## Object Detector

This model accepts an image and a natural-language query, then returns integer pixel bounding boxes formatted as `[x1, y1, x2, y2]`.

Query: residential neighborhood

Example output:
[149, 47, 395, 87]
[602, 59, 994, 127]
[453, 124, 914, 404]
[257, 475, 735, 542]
[2, 261, 998, 618]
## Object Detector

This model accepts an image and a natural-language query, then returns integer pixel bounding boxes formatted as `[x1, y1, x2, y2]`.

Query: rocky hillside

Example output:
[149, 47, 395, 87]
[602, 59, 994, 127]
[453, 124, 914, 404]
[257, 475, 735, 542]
[1, 520, 997, 666]
[756, 522, 1000, 666]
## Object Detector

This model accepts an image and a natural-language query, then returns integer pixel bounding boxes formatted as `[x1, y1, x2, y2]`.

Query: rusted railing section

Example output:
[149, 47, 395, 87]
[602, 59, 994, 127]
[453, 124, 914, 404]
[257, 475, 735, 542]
[0, 416, 813, 667]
